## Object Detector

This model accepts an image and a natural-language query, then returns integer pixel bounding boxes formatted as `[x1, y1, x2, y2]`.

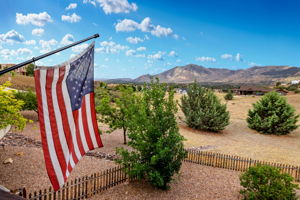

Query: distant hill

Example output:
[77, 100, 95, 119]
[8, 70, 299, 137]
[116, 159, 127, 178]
[133, 64, 300, 84]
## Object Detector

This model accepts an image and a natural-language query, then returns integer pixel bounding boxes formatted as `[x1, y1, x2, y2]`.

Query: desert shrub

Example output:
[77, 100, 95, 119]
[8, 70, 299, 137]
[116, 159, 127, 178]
[14, 90, 38, 113]
[240, 164, 298, 200]
[0, 82, 27, 130]
[224, 90, 233, 100]
[116, 79, 186, 190]
[180, 82, 230, 132]
[247, 91, 299, 135]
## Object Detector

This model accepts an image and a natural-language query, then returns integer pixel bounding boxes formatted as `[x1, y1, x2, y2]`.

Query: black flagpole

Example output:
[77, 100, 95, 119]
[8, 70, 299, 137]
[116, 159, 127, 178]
[0, 34, 100, 76]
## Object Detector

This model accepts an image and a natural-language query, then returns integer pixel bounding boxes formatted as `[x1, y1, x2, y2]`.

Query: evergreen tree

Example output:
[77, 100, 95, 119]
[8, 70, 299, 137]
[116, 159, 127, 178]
[116, 79, 186, 190]
[180, 82, 230, 132]
[224, 90, 233, 100]
[247, 91, 299, 135]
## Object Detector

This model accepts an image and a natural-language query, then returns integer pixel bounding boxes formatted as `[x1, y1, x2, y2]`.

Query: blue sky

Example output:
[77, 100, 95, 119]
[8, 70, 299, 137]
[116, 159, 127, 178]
[0, 0, 300, 79]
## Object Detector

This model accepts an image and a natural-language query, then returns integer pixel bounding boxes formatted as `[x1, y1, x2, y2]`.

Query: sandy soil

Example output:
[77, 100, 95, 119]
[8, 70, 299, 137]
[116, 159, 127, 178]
[177, 93, 300, 166]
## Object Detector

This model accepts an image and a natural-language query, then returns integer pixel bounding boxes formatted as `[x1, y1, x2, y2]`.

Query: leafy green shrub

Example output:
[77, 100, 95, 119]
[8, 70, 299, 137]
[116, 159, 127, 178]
[240, 164, 298, 200]
[180, 82, 230, 132]
[224, 90, 233, 100]
[14, 90, 38, 113]
[0, 82, 27, 130]
[96, 86, 136, 144]
[247, 91, 299, 135]
[26, 64, 35, 77]
[116, 79, 186, 190]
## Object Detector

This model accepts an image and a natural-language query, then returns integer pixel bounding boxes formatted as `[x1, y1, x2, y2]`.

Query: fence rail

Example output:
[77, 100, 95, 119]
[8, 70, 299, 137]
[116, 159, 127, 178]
[184, 149, 300, 182]
[19, 150, 300, 199]
[24, 165, 128, 200]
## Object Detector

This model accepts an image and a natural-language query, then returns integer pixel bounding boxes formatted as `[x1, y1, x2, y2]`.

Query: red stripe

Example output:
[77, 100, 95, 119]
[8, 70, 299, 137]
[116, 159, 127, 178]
[72, 110, 85, 156]
[81, 96, 94, 150]
[34, 70, 60, 190]
[90, 92, 103, 147]
[56, 67, 79, 165]
[45, 69, 67, 182]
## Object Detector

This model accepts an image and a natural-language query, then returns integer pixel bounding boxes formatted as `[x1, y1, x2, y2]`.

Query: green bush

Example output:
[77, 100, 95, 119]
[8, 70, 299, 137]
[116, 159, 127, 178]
[247, 91, 299, 135]
[14, 90, 38, 113]
[240, 164, 298, 200]
[116, 79, 186, 190]
[26, 63, 35, 77]
[180, 82, 230, 132]
[0, 82, 27, 130]
[224, 90, 233, 100]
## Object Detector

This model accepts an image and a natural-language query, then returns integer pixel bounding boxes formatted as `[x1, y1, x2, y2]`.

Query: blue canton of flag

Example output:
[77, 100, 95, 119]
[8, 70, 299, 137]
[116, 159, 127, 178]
[66, 46, 94, 111]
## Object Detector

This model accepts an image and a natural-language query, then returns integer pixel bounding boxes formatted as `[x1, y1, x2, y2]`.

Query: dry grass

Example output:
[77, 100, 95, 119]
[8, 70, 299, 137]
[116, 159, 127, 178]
[177, 93, 300, 166]
[0, 74, 35, 91]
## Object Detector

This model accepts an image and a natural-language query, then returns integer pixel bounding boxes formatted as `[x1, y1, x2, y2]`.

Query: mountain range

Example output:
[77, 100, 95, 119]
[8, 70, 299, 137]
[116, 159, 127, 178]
[104, 64, 300, 85]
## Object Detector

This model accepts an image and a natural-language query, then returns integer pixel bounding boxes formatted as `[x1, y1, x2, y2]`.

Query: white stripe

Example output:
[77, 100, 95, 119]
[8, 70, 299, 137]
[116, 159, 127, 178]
[40, 69, 64, 188]
[85, 94, 98, 148]
[78, 108, 89, 152]
[62, 64, 82, 160]
[51, 68, 73, 169]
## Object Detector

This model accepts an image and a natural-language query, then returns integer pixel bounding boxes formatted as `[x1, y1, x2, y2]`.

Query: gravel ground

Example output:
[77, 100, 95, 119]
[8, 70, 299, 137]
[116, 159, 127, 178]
[0, 146, 116, 193]
[90, 162, 243, 200]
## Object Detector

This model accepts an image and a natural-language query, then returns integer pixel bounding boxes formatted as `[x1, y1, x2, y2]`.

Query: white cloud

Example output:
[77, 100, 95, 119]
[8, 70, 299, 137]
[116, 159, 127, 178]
[72, 43, 89, 53]
[125, 49, 136, 56]
[115, 17, 173, 37]
[83, 0, 97, 7]
[39, 39, 58, 53]
[248, 62, 260, 66]
[61, 34, 74, 45]
[148, 51, 165, 61]
[17, 48, 32, 55]
[151, 25, 173, 37]
[66, 3, 77, 10]
[0, 30, 25, 44]
[84, 0, 138, 14]
[96, 40, 128, 54]
[125, 49, 145, 57]
[235, 53, 243, 62]
[136, 46, 146, 51]
[126, 36, 143, 44]
[221, 53, 233, 59]
[196, 56, 216, 62]
[16, 12, 53, 26]
[61, 13, 81, 23]
[24, 40, 36, 45]
[168, 50, 178, 57]
[173, 34, 179, 39]
[176, 59, 181, 63]
[32, 28, 44, 36]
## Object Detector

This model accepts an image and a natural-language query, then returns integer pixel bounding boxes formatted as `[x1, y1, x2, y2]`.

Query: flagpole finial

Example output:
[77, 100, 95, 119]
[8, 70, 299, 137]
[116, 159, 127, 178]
[94, 34, 100, 38]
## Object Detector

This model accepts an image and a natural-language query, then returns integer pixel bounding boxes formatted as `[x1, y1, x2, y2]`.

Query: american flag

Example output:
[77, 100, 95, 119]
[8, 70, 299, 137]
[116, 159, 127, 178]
[34, 42, 103, 191]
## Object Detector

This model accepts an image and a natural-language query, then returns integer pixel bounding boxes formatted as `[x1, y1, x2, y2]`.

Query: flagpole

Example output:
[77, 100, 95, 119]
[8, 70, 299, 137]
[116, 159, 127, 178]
[0, 34, 100, 76]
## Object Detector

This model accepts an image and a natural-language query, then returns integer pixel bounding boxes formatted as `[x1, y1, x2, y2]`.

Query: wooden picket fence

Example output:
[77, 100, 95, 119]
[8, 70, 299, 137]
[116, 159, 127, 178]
[18, 150, 300, 199]
[185, 149, 300, 182]
[23, 165, 129, 200]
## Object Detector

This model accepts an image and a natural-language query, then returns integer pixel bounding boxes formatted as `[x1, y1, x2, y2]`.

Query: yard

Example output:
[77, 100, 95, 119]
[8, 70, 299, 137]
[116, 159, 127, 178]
[1, 92, 300, 199]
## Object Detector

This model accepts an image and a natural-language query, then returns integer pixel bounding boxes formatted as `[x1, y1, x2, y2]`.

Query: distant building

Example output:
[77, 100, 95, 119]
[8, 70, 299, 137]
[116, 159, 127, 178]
[0, 64, 27, 75]
[233, 85, 288, 96]
[233, 85, 272, 96]
[176, 88, 187, 94]
[291, 80, 300, 85]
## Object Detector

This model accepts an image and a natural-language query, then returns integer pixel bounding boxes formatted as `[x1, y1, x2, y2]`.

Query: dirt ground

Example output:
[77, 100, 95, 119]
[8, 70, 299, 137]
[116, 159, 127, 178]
[90, 163, 243, 200]
[177, 93, 300, 166]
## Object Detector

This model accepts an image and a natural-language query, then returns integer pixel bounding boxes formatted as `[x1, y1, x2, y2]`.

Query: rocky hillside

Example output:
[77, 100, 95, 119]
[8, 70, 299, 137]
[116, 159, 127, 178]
[134, 64, 300, 84]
